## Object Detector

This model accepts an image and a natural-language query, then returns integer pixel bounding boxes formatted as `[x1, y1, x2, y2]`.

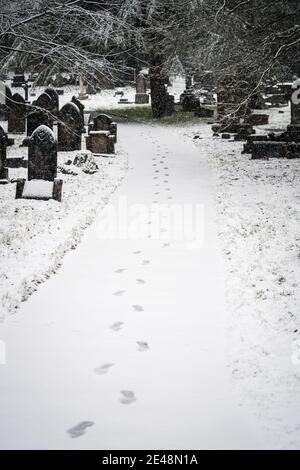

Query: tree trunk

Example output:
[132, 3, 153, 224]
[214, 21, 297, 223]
[149, 51, 168, 119]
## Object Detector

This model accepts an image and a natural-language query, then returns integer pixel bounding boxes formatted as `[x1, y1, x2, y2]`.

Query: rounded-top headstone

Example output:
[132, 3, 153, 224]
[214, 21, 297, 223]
[28, 125, 57, 181]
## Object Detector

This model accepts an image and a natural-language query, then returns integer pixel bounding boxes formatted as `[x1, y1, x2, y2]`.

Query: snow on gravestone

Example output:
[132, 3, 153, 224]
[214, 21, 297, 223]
[16, 125, 63, 201]
[7, 92, 26, 134]
[27, 92, 53, 137]
[58, 102, 82, 151]
[28, 125, 57, 181]
[90, 114, 117, 142]
[0, 125, 8, 181]
[85, 130, 115, 155]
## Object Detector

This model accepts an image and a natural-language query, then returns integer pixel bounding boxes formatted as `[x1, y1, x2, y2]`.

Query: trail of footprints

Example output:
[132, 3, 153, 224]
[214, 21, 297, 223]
[68, 137, 172, 437]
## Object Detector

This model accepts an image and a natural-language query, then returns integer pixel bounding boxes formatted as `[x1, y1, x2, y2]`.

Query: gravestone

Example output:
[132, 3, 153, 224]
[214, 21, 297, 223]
[7, 93, 27, 133]
[182, 92, 199, 112]
[58, 102, 82, 151]
[27, 92, 53, 137]
[0, 125, 8, 181]
[71, 96, 85, 132]
[45, 87, 59, 118]
[165, 94, 175, 116]
[90, 113, 117, 142]
[251, 141, 287, 159]
[85, 131, 115, 154]
[28, 125, 57, 181]
[287, 81, 300, 142]
[135, 72, 149, 104]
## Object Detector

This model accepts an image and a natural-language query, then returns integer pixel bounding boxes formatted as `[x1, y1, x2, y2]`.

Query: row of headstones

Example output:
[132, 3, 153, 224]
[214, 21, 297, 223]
[1, 88, 118, 200]
[214, 81, 300, 159]
[2, 84, 117, 154]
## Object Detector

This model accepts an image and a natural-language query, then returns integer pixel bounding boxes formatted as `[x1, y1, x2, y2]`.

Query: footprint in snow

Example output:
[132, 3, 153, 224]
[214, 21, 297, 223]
[132, 305, 144, 312]
[133, 250, 143, 255]
[115, 268, 126, 274]
[67, 421, 94, 439]
[142, 260, 150, 265]
[137, 341, 149, 352]
[110, 321, 124, 332]
[162, 243, 170, 248]
[137, 279, 146, 285]
[94, 363, 114, 375]
[113, 290, 126, 297]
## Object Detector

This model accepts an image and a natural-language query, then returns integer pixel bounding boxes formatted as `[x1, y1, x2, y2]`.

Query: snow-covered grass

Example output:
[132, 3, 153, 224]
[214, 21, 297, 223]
[94, 105, 213, 126]
[0, 131, 128, 320]
[181, 105, 300, 448]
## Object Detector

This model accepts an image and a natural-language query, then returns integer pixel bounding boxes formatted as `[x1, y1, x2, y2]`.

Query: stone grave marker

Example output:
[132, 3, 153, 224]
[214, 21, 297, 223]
[58, 102, 82, 151]
[85, 131, 115, 155]
[7, 93, 27, 134]
[90, 113, 117, 142]
[45, 87, 59, 118]
[27, 92, 53, 137]
[16, 125, 62, 201]
[71, 96, 85, 132]
[28, 125, 57, 181]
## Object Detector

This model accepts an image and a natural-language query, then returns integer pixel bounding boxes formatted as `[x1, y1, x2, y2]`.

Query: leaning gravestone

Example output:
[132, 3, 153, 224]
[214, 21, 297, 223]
[7, 93, 27, 133]
[135, 72, 149, 104]
[28, 125, 57, 181]
[58, 102, 82, 151]
[45, 87, 59, 118]
[0, 125, 8, 181]
[27, 92, 53, 137]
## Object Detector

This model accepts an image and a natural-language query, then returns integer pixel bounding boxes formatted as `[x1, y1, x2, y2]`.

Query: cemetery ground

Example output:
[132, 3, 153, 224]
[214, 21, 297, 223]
[0, 87, 300, 448]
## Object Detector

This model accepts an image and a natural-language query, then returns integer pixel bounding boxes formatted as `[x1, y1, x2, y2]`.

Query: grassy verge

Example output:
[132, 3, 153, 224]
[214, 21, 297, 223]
[94, 105, 216, 126]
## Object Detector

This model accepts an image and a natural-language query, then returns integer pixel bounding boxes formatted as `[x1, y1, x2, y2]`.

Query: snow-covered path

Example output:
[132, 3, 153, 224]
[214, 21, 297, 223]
[0, 124, 270, 450]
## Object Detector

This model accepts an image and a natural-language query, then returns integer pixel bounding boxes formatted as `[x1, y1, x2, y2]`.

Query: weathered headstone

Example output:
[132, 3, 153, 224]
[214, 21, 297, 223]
[58, 102, 82, 151]
[71, 96, 85, 132]
[27, 92, 53, 137]
[181, 92, 199, 112]
[287, 80, 300, 142]
[28, 125, 57, 181]
[0, 125, 8, 181]
[7, 93, 27, 133]
[135, 72, 149, 104]
[45, 87, 59, 118]
[251, 141, 287, 159]
[165, 94, 175, 116]
[85, 131, 115, 154]
[90, 113, 117, 142]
